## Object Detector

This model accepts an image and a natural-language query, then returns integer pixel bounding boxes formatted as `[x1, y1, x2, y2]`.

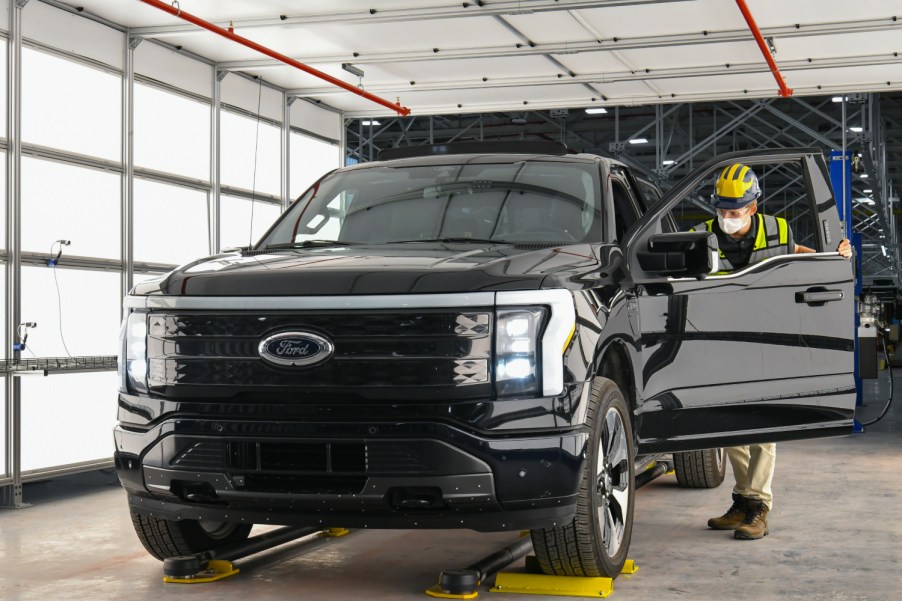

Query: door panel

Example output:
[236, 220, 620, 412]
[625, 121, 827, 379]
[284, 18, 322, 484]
[623, 149, 856, 454]
[636, 254, 854, 452]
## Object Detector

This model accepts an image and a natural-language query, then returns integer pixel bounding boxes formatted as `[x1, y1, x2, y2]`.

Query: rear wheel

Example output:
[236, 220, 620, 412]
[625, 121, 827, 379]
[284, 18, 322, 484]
[530, 377, 635, 577]
[129, 508, 253, 560]
[672, 448, 726, 489]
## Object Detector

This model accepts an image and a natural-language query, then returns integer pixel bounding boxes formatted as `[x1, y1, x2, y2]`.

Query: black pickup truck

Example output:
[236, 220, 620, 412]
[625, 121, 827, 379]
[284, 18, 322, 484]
[116, 142, 854, 578]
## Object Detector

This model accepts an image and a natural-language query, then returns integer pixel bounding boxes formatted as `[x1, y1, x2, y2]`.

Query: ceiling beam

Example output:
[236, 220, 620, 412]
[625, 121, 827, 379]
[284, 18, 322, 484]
[339, 82, 902, 118]
[286, 52, 902, 97]
[216, 16, 902, 70]
[131, 0, 692, 37]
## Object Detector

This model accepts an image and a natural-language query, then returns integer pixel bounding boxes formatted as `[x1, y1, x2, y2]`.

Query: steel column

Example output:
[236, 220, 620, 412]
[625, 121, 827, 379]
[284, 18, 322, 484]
[281, 93, 291, 211]
[2, 0, 27, 509]
[211, 70, 225, 253]
[121, 36, 138, 304]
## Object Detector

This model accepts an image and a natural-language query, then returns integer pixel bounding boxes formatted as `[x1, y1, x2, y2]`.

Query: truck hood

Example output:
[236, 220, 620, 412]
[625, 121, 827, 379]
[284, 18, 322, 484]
[132, 243, 603, 296]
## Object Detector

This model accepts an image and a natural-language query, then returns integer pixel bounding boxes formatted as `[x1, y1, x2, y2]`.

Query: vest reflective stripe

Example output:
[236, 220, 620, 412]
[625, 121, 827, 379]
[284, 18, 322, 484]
[690, 214, 791, 273]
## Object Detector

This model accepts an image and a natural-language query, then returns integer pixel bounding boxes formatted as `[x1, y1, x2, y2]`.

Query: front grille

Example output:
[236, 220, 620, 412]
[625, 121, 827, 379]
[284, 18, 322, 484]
[243, 474, 366, 495]
[171, 440, 447, 476]
[146, 309, 493, 399]
[225, 441, 367, 473]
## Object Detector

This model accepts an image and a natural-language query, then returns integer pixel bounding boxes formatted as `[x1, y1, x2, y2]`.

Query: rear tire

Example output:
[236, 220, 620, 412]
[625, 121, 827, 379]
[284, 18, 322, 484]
[129, 508, 253, 560]
[672, 448, 726, 489]
[530, 377, 635, 578]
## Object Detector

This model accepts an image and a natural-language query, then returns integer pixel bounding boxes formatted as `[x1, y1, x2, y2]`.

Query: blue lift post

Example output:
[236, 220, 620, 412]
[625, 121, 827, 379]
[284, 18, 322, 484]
[830, 149, 864, 432]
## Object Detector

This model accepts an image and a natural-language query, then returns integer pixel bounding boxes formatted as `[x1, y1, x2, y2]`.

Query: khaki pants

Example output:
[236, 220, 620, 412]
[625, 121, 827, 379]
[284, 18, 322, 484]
[727, 443, 776, 510]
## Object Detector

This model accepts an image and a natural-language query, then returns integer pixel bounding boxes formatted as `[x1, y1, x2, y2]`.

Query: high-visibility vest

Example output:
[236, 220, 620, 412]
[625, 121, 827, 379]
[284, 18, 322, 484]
[690, 213, 790, 273]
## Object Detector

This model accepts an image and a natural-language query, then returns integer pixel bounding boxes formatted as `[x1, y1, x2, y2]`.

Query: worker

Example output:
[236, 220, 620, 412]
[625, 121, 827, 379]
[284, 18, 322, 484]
[692, 163, 852, 540]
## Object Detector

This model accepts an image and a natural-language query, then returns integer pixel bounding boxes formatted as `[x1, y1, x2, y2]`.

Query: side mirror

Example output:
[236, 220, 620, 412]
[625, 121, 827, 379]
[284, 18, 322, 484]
[636, 231, 718, 277]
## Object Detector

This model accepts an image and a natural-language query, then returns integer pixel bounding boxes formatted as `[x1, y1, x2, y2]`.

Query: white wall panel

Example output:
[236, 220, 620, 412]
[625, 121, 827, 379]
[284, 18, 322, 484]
[20, 267, 120, 358]
[20, 371, 119, 472]
[220, 195, 281, 249]
[23, 0, 122, 69]
[134, 179, 209, 265]
[22, 47, 121, 161]
[291, 99, 341, 141]
[221, 72, 283, 122]
[135, 40, 212, 99]
[134, 82, 211, 180]
[290, 132, 339, 198]
[21, 157, 120, 259]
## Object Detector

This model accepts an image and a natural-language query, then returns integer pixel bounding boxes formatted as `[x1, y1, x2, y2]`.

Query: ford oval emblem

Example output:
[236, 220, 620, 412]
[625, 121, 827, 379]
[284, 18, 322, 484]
[258, 331, 334, 367]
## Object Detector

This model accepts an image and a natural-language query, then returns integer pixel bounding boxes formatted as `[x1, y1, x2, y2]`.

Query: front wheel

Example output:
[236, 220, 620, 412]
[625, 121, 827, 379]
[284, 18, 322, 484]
[130, 508, 253, 560]
[531, 377, 635, 577]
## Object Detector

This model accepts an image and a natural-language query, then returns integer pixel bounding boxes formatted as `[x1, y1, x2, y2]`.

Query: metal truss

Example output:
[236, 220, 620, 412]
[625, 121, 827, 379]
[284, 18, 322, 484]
[347, 93, 902, 284]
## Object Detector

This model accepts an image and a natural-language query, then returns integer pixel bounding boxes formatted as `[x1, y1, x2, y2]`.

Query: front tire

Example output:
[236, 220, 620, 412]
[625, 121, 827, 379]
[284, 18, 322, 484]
[130, 508, 253, 560]
[531, 377, 635, 577]
[672, 448, 726, 489]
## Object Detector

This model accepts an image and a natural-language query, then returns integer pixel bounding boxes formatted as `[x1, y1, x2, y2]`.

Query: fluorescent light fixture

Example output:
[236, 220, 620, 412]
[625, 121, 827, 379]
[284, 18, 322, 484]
[663, 160, 676, 165]
[341, 63, 365, 78]
[629, 138, 649, 144]
[831, 96, 846, 103]
[585, 107, 608, 114]
[856, 198, 875, 205]
[850, 126, 863, 132]
[362, 120, 381, 126]
[860, 173, 869, 178]
[863, 189, 873, 193]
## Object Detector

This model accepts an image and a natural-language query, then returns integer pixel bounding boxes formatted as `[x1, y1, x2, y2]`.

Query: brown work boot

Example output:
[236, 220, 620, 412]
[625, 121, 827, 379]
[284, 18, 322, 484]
[707, 493, 748, 530]
[734, 499, 769, 540]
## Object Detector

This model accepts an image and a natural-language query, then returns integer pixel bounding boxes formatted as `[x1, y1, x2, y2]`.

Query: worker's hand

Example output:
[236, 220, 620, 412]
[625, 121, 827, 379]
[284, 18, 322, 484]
[837, 238, 852, 258]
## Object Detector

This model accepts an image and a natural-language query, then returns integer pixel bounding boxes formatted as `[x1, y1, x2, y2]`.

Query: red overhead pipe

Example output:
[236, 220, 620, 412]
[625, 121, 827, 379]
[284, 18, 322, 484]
[734, 0, 792, 97]
[137, 0, 411, 116]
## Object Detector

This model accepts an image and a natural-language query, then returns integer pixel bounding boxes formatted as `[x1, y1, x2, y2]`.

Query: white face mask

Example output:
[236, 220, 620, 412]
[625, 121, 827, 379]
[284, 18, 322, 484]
[718, 212, 749, 234]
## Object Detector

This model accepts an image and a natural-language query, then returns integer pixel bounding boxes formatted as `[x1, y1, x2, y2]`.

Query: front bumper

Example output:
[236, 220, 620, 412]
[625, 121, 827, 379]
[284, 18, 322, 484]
[116, 418, 588, 532]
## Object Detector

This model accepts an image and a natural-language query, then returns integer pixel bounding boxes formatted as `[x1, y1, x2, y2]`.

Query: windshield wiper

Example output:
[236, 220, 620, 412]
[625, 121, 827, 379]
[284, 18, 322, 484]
[394, 238, 511, 245]
[260, 240, 359, 250]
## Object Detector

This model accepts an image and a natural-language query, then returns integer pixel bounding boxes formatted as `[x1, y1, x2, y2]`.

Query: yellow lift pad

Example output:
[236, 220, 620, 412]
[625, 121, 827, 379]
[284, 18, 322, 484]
[320, 527, 350, 537]
[424, 584, 480, 599]
[490, 572, 614, 598]
[489, 560, 637, 598]
[162, 560, 238, 584]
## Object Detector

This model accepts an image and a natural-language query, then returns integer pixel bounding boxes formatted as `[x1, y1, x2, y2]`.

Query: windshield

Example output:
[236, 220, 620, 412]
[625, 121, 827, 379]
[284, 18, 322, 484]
[257, 160, 602, 247]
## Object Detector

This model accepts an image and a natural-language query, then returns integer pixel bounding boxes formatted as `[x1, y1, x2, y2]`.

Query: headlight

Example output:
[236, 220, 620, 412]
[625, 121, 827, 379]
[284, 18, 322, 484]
[495, 308, 545, 396]
[121, 311, 148, 394]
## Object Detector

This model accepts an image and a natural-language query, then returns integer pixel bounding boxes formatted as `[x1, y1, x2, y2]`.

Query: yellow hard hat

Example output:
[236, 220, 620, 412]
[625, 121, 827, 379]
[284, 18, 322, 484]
[712, 163, 760, 209]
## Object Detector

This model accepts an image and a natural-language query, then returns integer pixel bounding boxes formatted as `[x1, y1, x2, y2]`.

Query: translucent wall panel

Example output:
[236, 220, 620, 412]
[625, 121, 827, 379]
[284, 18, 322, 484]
[20, 267, 120, 358]
[0, 42, 7, 139]
[22, 48, 120, 162]
[0, 151, 6, 248]
[21, 158, 120, 259]
[290, 132, 340, 200]
[291, 100, 341, 141]
[20, 371, 119, 472]
[220, 195, 281, 250]
[23, 0, 123, 70]
[220, 110, 281, 196]
[221, 74, 283, 123]
[135, 83, 211, 180]
[0, 267, 5, 477]
[135, 40, 212, 99]
[134, 179, 208, 266]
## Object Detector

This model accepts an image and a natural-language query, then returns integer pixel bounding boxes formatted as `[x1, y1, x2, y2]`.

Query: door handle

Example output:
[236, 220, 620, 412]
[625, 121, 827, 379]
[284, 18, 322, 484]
[796, 289, 844, 305]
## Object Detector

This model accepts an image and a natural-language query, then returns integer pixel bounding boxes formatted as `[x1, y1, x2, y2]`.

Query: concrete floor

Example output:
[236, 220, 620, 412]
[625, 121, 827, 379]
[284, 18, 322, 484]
[1, 374, 899, 601]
